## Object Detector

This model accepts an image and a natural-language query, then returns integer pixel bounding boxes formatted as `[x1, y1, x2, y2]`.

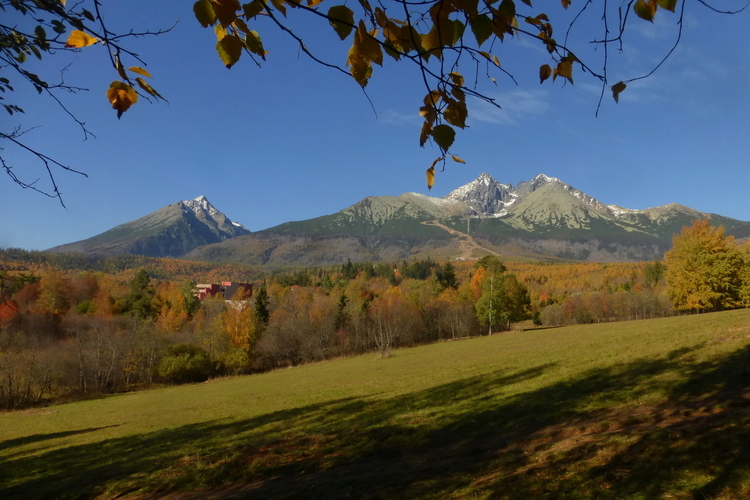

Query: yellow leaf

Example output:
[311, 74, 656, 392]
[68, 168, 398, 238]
[355, 21, 383, 66]
[115, 56, 128, 81]
[328, 5, 355, 40]
[444, 100, 468, 128]
[561, 0, 571, 8]
[128, 66, 152, 78]
[426, 166, 435, 190]
[308, 0, 324, 6]
[492, 55, 501, 67]
[217, 35, 243, 68]
[346, 45, 372, 87]
[193, 0, 216, 27]
[65, 30, 98, 48]
[432, 124, 456, 152]
[213, 0, 241, 26]
[424, 90, 441, 106]
[557, 60, 573, 84]
[449, 72, 465, 87]
[135, 78, 167, 101]
[420, 121, 432, 147]
[106, 81, 138, 118]
[611, 81, 627, 103]
[634, 0, 656, 22]
[244, 30, 266, 59]
[243, 1, 265, 19]
[657, 0, 678, 12]
[419, 105, 437, 124]
[539, 64, 552, 83]
[270, 0, 287, 16]
[451, 155, 466, 164]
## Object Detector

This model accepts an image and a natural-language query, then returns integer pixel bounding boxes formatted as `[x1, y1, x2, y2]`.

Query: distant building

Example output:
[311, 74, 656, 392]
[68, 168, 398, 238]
[195, 281, 253, 301]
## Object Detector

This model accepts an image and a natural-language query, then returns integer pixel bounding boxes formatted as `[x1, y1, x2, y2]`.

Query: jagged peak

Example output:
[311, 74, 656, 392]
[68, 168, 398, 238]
[529, 173, 560, 185]
[182, 195, 219, 216]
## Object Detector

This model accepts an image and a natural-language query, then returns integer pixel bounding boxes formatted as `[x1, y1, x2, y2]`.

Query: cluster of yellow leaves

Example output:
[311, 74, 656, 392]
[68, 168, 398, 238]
[194, 0, 268, 69]
[187, 0, 682, 188]
[634, 0, 678, 23]
[64, 29, 165, 118]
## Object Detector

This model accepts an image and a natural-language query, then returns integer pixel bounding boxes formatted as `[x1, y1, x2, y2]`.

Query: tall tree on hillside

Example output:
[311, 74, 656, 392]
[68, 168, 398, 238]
[122, 269, 155, 319]
[36, 270, 72, 315]
[254, 284, 270, 325]
[664, 220, 744, 312]
[643, 261, 667, 290]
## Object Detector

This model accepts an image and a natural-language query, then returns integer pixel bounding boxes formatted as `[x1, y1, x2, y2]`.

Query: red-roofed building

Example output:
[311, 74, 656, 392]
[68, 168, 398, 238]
[195, 281, 253, 301]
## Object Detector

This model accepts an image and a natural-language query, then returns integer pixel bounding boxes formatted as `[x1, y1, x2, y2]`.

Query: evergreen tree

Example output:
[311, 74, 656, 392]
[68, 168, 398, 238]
[254, 284, 270, 324]
[180, 280, 201, 319]
[124, 269, 155, 319]
[439, 262, 459, 290]
[334, 292, 349, 332]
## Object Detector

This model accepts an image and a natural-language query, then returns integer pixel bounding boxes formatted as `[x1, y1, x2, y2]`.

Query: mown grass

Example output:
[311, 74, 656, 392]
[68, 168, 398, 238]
[2, 309, 750, 499]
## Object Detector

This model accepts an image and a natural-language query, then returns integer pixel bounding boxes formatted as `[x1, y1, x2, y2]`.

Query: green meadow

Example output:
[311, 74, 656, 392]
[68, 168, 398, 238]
[2, 309, 750, 499]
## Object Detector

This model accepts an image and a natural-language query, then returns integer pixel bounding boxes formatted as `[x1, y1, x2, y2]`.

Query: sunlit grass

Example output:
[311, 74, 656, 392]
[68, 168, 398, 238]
[2, 309, 750, 499]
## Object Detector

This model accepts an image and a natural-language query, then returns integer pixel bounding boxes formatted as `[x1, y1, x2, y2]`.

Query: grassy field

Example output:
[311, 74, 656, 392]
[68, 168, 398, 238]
[2, 310, 750, 499]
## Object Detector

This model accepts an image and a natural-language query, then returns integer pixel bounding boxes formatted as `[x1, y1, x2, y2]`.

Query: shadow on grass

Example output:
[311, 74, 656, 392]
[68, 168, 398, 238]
[0, 426, 119, 453]
[2, 342, 750, 500]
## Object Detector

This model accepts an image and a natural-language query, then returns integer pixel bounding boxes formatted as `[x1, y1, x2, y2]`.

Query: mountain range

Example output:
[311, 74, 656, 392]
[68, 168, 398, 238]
[48, 174, 750, 265]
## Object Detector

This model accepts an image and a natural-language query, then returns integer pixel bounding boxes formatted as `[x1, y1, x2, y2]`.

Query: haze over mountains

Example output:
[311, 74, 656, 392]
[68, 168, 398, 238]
[48, 174, 750, 265]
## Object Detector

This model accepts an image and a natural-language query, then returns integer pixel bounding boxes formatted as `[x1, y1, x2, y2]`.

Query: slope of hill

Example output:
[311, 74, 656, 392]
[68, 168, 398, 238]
[48, 196, 249, 258]
[3, 309, 750, 499]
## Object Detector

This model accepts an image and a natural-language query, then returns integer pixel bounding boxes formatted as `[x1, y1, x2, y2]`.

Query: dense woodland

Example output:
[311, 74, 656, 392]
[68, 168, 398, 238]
[2, 220, 749, 410]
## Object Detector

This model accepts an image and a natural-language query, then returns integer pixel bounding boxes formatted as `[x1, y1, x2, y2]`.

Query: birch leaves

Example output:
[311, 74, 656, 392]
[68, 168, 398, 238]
[188, 0, 683, 188]
[193, 0, 267, 69]
[64, 29, 165, 119]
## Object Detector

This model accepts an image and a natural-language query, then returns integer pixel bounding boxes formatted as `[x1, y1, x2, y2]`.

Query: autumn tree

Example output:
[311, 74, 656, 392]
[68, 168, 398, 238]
[664, 220, 744, 312]
[36, 269, 72, 315]
[474, 256, 529, 332]
[5, 0, 744, 198]
[739, 242, 750, 307]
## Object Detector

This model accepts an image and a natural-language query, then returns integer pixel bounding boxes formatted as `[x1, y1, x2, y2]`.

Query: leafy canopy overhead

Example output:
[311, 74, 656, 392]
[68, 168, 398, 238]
[0, 0, 745, 202]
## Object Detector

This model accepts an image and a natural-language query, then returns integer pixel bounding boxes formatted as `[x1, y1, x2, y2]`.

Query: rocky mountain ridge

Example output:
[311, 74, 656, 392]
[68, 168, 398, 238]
[48, 196, 249, 258]
[48, 174, 750, 264]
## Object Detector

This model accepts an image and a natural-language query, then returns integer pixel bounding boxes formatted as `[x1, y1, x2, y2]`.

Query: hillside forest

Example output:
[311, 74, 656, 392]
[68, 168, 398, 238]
[2, 221, 749, 410]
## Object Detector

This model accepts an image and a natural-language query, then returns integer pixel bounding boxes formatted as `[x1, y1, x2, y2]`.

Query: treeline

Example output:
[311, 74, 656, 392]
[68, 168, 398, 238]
[0, 247, 261, 283]
[0, 257, 530, 409]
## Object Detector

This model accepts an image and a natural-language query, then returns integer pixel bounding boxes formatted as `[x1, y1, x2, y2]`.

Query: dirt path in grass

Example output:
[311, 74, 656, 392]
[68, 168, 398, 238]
[421, 220, 502, 260]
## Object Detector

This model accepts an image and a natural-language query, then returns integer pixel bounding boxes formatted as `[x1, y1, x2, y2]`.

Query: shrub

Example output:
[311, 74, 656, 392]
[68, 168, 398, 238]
[156, 344, 216, 384]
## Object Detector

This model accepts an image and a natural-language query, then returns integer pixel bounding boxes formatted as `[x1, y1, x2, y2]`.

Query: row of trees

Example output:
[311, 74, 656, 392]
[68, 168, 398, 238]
[0, 256, 530, 408]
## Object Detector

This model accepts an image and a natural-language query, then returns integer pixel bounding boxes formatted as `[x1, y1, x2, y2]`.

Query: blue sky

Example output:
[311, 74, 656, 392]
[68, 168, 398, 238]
[2, 1, 748, 251]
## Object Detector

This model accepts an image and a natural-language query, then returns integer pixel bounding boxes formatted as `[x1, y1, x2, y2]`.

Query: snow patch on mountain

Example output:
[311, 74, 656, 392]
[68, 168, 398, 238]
[183, 195, 219, 216]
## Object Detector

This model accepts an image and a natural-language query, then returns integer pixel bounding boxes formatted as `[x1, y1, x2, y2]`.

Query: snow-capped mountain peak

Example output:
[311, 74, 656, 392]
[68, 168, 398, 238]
[183, 195, 219, 216]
